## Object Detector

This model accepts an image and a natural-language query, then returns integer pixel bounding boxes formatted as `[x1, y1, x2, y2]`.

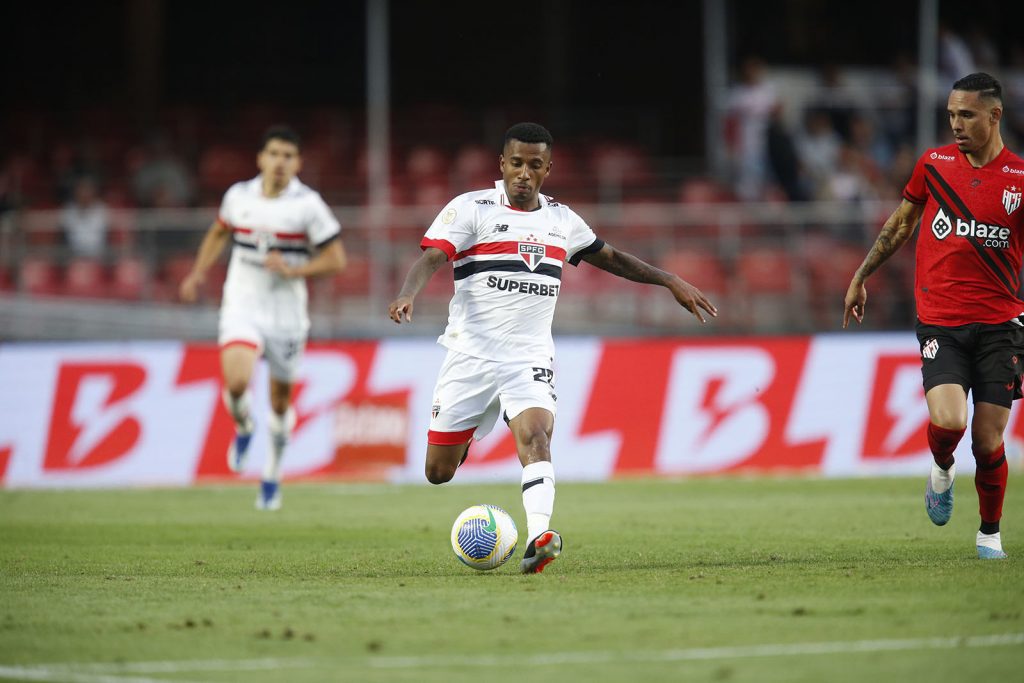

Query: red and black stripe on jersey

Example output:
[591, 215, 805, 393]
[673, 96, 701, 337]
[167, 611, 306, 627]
[923, 164, 1020, 296]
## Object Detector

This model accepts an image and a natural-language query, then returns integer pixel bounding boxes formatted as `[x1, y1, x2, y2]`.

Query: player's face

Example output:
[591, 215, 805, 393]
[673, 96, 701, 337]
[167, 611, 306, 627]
[258, 138, 302, 186]
[500, 140, 552, 209]
[947, 90, 1001, 154]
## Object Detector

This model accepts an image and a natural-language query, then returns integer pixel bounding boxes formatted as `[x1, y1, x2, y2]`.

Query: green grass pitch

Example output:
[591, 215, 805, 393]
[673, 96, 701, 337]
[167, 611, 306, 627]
[1, 476, 1022, 682]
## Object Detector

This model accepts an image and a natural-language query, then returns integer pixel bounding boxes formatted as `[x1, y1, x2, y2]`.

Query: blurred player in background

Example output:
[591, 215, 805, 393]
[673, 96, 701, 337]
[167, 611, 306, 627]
[389, 122, 717, 573]
[843, 73, 1022, 559]
[180, 125, 347, 510]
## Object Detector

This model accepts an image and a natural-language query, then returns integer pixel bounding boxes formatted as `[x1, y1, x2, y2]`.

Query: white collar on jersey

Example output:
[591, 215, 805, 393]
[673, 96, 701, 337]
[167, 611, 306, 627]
[495, 180, 553, 210]
[253, 175, 302, 199]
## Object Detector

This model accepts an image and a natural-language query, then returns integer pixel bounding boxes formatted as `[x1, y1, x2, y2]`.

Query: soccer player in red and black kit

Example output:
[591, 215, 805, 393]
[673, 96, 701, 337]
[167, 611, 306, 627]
[843, 73, 1023, 560]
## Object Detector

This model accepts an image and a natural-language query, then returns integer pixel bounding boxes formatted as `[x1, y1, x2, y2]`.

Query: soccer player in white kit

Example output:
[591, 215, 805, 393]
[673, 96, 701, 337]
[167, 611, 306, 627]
[180, 125, 347, 510]
[388, 123, 717, 573]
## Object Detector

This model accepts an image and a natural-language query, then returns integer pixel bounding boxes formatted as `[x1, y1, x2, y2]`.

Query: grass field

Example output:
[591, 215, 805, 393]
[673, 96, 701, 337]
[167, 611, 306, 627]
[1, 476, 1022, 683]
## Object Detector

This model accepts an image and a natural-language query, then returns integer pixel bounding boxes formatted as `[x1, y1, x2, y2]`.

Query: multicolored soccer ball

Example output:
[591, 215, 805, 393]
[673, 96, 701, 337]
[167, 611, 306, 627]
[450, 504, 518, 570]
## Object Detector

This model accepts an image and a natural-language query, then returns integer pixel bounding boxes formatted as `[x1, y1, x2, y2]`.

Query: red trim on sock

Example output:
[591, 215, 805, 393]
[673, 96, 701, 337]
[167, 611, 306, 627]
[927, 423, 964, 468]
[973, 442, 1008, 523]
[427, 427, 475, 446]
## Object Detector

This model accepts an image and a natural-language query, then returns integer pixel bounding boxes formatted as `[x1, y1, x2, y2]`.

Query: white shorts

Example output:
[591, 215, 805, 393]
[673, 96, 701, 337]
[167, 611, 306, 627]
[428, 349, 557, 445]
[218, 309, 306, 382]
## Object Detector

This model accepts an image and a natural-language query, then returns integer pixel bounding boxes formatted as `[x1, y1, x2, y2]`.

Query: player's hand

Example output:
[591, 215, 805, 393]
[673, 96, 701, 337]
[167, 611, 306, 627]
[179, 272, 204, 303]
[669, 277, 718, 324]
[264, 250, 296, 277]
[388, 295, 415, 324]
[843, 279, 867, 328]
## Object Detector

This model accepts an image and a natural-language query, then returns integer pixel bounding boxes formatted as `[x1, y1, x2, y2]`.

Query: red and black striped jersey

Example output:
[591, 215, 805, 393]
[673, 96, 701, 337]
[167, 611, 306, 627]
[903, 144, 1024, 326]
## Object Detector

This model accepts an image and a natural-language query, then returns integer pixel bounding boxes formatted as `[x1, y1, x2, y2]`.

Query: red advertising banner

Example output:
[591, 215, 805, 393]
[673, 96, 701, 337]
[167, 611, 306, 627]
[0, 335, 1018, 487]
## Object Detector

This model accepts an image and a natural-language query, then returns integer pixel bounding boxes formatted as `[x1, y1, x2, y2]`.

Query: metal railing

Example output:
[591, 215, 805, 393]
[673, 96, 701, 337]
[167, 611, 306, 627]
[0, 200, 917, 340]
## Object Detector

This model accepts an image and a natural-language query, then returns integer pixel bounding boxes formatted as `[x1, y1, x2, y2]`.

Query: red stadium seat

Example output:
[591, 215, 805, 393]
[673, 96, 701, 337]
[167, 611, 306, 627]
[109, 257, 150, 301]
[19, 257, 62, 297]
[63, 258, 109, 299]
[734, 247, 803, 331]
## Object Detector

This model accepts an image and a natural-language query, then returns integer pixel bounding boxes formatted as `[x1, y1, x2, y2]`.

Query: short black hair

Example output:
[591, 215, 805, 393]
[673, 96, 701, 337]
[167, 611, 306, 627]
[261, 124, 301, 151]
[952, 72, 1003, 103]
[503, 122, 553, 150]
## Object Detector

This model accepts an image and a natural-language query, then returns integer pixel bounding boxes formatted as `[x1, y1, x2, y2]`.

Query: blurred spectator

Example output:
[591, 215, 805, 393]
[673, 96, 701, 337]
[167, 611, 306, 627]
[796, 109, 842, 198]
[848, 113, 892, 172]
[823, 145, 878, 242]
[59, 176, 109, 258]
[725, 56, 778, 201]
[765, 104, 808, 201]
[938, 26, 975, 88]
[808, 64, 860, 141]
[131, 133, 194, 208]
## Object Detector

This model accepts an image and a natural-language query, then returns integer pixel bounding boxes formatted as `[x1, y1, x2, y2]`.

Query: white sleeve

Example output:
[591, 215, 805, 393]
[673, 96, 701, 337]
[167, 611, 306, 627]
[307, 193, 341, 246]
[563, 208, 604, 266]
[217, 186, 238, 227]
[420, 196, 478, 260]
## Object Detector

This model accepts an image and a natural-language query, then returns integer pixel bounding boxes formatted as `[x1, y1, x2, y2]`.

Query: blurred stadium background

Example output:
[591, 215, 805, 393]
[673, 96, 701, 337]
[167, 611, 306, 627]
[5, 0, 1022, 340]
[3, 0, 1024, 487]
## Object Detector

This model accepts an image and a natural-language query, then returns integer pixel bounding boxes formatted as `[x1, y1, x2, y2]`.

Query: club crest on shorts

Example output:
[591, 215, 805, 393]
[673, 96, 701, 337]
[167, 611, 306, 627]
[1003, 185, 1021, 215]
[922, 338, 939, 360]
[519, 240, 546, 271]
[431, 401, 441, 419]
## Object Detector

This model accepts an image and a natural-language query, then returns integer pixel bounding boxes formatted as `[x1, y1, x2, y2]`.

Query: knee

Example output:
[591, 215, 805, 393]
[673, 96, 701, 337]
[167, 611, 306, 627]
[931, 411, 967, 432]
[224, 380, 248, 398]
[425, 462, 456, 485]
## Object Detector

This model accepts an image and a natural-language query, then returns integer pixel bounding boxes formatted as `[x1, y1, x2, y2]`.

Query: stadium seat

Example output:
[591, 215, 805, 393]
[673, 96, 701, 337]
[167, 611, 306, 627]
[109, 257, 150, 301]
[197, 146, 253, 201]
[19, 257, 62, 297]
[734, 247, 803, 331]
[63, 258, 109, 299]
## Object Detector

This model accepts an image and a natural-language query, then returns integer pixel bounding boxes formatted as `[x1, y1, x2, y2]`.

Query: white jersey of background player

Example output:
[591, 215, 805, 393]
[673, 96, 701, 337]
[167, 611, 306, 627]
[389, 122, 717, 574]
[181, 125, 346, 510]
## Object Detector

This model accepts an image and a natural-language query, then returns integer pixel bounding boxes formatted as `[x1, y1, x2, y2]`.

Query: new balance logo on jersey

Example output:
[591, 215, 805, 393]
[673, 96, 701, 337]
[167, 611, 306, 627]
[1003, 186, 1021, 215]
[519, 243, 547, 271]
[492, 224, 509, 233]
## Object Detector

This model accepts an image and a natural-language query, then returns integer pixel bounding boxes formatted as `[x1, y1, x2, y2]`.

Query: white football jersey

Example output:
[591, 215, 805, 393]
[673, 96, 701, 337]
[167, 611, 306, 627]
[421, 180, 603, 361]
[217, 176, 340, 334]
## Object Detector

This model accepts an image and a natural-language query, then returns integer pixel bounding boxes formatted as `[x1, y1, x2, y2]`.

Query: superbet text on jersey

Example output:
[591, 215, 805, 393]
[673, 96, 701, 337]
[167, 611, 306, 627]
[420, 181, 604, 362]
[903, 144, 1024, 326]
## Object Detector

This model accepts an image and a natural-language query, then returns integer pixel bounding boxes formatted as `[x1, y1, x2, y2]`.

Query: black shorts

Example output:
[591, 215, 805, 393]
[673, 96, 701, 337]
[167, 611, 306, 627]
[916, 319, 1024, 408]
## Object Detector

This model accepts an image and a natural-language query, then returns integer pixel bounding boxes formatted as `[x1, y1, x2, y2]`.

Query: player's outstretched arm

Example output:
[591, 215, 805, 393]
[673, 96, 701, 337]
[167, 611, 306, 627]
[842, 199, 924, 328]
[582, 243, 718, 323]
[179, 220, 232, 303]
[388, 247, 448, 324]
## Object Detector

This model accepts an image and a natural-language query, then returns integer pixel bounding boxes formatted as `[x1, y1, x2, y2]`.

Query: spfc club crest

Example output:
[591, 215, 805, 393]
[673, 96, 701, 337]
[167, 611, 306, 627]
[519, 242, 546, 271]
[1004, 185, 1021, 215]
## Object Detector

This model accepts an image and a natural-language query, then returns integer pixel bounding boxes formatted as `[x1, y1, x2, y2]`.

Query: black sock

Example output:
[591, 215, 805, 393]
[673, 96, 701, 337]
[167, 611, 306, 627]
[980, 521, 1000, 535]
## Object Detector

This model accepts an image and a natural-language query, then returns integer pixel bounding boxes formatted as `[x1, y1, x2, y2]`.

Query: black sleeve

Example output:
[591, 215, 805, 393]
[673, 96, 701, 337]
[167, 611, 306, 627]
[567, 238, 605, 266]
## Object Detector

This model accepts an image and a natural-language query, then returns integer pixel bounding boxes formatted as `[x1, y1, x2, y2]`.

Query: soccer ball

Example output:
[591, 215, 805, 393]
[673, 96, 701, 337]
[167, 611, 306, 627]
[450, 504, 518, 570]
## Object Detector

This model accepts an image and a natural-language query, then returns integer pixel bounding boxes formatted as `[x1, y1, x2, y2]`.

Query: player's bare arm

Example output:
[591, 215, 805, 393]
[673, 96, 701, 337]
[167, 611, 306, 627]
[582, 243, 718, 324]
[179, 219, 232, 303]
[843, 199, 924, 327]
[388, 247, 449, 324]
[264, 238, 347, 278]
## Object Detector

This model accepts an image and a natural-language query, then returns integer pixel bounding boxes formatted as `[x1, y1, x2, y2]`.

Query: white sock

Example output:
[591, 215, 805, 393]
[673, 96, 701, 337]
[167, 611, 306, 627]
[521, 461, 555, 543]
[222, 389, 253, 433]
[930, 461, 956, 494]
[263, 407, 296, 482]
[976, 531, 1003, 551]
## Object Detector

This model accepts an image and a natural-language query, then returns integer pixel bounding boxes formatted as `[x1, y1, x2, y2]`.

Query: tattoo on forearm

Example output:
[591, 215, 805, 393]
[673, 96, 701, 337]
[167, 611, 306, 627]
[597, 251, 667, 284]
[857, 214, 912, 280]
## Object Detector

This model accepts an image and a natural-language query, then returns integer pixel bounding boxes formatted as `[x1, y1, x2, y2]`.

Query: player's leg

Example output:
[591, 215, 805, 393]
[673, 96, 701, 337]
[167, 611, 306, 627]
[918, 323, 970, 526]
[502, 361, 561, 573]
[255, 336, 304, 510]
[221, 341, 260, 472]
[969, 401, 1010, 559]
[425, 350, 499, 485]
[967, 324, 1021, 558]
